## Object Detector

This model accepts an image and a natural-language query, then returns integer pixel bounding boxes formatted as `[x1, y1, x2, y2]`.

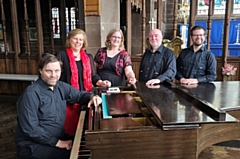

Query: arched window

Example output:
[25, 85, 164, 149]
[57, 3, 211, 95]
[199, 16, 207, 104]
[52, 7, 60, 38]
[233, 0, 240, 14]
[70, 7, 76, 30]
[214, 0, 226, 15]
[197, 0, 209, 15]
[52, 7, 76, 37]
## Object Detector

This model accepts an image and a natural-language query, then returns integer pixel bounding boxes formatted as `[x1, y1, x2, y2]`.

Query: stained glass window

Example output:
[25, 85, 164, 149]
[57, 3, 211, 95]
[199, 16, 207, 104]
[52, 7, 60, 38]
[66, 8, 69, 34]
[197, 0, 209, 15]
[233, 0, 240, 14]
[214, 0, 226, 14]
[52, 7, 76, 38]
[70, 7, 76, 30]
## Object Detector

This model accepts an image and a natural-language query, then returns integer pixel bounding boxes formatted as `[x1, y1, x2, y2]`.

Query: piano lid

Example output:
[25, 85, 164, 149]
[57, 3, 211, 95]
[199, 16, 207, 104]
[136, 82, 239, 127]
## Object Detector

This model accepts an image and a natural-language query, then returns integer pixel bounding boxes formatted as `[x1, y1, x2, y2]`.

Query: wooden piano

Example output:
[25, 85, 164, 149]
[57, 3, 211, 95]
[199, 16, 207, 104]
[70, 81, 240, 159]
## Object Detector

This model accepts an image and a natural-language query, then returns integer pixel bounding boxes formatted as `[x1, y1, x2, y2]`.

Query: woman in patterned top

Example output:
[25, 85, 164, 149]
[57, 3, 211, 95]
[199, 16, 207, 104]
[94, 28, 136, 87]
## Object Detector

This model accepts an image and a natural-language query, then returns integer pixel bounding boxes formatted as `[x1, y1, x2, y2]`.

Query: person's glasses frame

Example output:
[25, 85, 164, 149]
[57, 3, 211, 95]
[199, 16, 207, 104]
[111, 36, 122, 40]
[191, 34, 206, 37]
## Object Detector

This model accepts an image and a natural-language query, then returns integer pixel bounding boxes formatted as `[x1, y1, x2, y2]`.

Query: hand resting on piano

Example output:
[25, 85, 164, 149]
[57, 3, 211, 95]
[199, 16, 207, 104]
[88, 95, 102, 107]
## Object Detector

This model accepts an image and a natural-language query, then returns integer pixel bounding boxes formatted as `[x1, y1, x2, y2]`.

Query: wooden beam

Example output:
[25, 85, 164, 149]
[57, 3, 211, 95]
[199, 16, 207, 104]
[0, 0, 8, 73]
[142, 0, 146, 54]
[78, 0, 85, 30]
[157, 0, 162, 30]
[10, 0, 20, 73]
[188, 0, 197, 47]
[126, 0, 131, 55]
[74, 0, 79, 29]
[35, 0, 44, 59]
[24, 0, 32, 74]
[49, 0, 55, 54]
[222, 0, 232, 70]
[173, 0, 178, 39]
[24, 0, 30, 55]
[206, 0, 213, 50]
[60, 0, 66, 48]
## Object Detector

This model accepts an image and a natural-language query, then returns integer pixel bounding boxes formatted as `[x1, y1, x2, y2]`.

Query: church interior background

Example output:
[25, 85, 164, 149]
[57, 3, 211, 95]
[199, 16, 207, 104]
[0, 0, 239, 91]
[1, 1, 240, 159]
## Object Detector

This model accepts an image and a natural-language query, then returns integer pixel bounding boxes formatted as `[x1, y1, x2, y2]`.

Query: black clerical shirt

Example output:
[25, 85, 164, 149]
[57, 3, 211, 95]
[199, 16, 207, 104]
[15, 78, 93, 146]
[139, 45, 176, 82]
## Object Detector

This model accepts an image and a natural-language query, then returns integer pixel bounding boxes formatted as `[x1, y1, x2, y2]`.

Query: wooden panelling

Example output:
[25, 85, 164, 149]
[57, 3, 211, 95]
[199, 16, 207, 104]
[0, 55, 38, 94]
[0, 58, 6, 73]
[216, 57, 240, 81]
[131, 56, 142, 81]
[132, 56, 240, 82]
[84, 0, 100, 16]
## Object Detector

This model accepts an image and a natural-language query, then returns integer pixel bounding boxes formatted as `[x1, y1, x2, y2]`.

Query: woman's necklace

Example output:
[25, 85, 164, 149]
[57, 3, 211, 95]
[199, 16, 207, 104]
[73, 51, 80, 59]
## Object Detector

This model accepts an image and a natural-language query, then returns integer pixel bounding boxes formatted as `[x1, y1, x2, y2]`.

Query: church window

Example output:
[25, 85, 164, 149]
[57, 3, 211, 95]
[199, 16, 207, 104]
[214, 0, 226, 15]
[52, 7, 76, 38]
[52, 7, 60, 38]
[233, 0, 240, 14]
[197, 0, 209, 15]
[70, 7, 76, 30]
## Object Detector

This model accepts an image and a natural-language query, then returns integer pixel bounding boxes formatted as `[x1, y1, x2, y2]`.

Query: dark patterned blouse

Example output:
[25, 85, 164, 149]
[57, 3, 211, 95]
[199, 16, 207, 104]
[94, 47, 132, 86]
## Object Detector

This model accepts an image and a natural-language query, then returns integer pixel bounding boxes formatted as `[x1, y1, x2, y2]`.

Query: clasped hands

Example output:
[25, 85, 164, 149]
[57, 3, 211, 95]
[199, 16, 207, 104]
[98, 80, 112, 87]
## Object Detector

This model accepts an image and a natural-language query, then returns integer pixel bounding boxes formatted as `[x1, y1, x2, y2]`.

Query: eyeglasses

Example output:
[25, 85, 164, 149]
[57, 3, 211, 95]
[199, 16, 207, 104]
[192, 34, 205, 37]
[111, 36, 122, 39]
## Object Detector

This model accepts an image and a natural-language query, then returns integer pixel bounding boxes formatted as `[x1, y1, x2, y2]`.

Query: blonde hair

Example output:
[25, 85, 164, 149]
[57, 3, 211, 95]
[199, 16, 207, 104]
[65, 29, 88, 50]
[105, 29, 125, 51]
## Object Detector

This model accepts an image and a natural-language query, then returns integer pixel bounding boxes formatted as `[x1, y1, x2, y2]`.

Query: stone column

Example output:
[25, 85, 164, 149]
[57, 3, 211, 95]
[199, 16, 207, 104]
[85, 0, 120, 56]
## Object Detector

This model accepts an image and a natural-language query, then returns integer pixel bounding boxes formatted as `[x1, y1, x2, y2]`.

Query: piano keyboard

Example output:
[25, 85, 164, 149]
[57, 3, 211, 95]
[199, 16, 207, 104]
[70, 110, 91, 159]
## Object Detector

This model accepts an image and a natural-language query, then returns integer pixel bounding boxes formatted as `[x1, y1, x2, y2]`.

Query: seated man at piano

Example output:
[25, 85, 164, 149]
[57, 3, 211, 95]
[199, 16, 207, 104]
[139, 29, 176, 86]
[175, 25, 217, 84]
[15, 54, 102, 159]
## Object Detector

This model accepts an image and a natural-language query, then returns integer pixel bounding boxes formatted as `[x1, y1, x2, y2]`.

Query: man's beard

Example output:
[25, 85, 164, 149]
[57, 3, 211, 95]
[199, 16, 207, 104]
[43, 78, 58, 87]
[194, 42, 203, 46]
[46, 80, 57, 87]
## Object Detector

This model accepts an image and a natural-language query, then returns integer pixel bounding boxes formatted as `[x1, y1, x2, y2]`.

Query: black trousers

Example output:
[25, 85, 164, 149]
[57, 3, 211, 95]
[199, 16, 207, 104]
[17, 144, 70, 159]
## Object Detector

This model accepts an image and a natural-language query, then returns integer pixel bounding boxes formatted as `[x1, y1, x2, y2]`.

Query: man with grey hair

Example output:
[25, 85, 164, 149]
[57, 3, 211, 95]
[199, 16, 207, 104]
[139, 29, 176, 86]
